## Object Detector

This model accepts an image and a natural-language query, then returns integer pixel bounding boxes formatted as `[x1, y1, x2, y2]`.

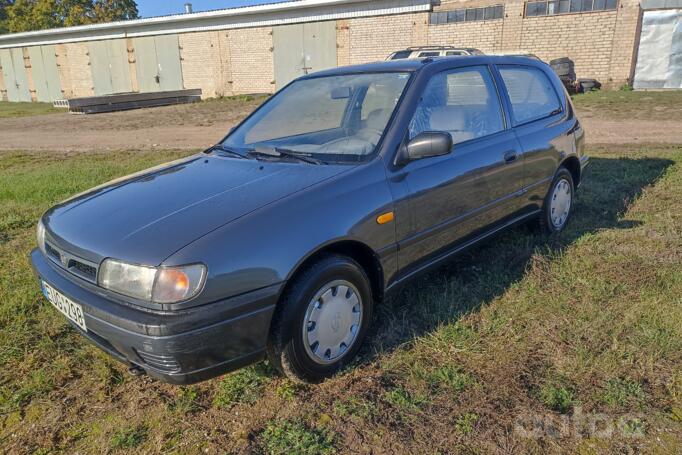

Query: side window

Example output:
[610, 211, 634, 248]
[498, 65, 561, 124]
[390, 50, 412, 60]
[408, 65, 504, 144]
[418, 51, 440, 57]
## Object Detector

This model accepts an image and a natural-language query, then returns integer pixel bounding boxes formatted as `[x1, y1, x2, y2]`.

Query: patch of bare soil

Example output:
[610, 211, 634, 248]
[0, 96, 680, 153]
[0, 97, 265, 153]
[578, 114, 682, 146]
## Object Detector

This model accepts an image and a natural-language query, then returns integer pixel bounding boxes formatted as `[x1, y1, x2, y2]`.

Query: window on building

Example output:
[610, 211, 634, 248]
[408, 66, 504, 144]
[429, 4, 504, 25]
[525, 0, 617, 16]
[498, 66, 562, 124]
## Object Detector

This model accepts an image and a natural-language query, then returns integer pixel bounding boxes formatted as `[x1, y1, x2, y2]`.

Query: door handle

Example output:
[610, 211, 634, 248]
[503, 151, 518, 163]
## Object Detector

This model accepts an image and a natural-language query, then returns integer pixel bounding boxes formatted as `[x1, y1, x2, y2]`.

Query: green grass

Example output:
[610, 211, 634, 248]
[109, 425, 147, 450]
[540, 382, 576, 413]
[0, 101, 62, 118]
[601, 377, 645, 409]
[213, 364, 273, 408]
[260, 419, 336, 455]
[0, 143, 681, 453]
[454, 412, 478, 436]
[572, 90, 682, 120]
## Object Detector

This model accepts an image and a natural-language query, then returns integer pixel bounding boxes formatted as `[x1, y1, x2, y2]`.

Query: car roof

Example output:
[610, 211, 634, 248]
[305, 55, 547, 79]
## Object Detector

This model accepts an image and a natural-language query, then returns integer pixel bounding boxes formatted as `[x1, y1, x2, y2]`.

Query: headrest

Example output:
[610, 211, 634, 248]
[429, 107, 467, 131]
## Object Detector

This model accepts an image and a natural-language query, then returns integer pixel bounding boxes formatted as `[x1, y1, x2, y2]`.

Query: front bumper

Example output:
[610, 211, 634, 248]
[31, 248, 279, 384]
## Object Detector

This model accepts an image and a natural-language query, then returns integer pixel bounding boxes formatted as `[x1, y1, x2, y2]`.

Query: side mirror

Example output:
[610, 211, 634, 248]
[403, 131, 453, 163]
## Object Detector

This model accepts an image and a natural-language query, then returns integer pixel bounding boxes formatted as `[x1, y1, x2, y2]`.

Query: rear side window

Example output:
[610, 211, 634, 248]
[418, 51, 440, 57]
[498, 66, 561, 124]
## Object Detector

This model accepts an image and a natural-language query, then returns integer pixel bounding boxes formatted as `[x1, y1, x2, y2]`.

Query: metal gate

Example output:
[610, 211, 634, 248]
[133, 34, 183, 93]
[89, 39, 132, 96]
[0, 48, 31, 102]
[28, 45, 62, 102]
[633, 9, 682, 89]
[273, 21, 337, 90]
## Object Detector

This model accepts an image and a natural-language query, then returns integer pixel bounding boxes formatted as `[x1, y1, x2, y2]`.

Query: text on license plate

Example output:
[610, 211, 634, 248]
[42, 281, 87, 331]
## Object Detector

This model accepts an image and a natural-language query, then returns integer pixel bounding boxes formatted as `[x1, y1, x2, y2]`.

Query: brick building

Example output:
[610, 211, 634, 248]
[0, 0, 680, 102]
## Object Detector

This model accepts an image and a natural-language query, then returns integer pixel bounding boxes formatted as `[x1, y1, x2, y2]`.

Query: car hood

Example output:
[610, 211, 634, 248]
[44, 154, 347, 265]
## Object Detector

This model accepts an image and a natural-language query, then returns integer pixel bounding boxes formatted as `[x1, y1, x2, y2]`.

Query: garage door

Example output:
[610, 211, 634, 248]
[133, 34, 183, 93]
[89, 39, 132, 95]
[273, 21, 337, 90]
[633, 9, 682, 89]
[0, 48, 31, 102]
[28, 45, 62, 102]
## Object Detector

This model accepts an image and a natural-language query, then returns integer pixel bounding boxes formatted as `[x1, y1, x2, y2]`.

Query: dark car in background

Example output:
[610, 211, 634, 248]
[32, 56, 587, 384]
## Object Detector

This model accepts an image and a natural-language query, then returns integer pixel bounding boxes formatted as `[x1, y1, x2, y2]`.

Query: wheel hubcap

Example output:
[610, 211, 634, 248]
[302, 280, 362, 365]
[550, 178, 572, 228]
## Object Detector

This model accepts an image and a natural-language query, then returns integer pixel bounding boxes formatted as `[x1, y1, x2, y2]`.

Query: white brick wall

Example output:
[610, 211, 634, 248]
[227, 27, 275, 94]
[348, 13, 429, 64]
[62, 42, 93, 98]
[180, 31, 230, 98]
[428, 20, 504, 52]
[520, 11, 619, 82]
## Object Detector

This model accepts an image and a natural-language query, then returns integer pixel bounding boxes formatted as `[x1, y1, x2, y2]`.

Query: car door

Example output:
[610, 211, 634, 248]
[390, 64, 525, 274]
[496, 64, 572, 211]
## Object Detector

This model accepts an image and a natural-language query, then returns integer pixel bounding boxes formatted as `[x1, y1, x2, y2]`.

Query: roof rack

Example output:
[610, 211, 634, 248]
[405, 45, 468, 51]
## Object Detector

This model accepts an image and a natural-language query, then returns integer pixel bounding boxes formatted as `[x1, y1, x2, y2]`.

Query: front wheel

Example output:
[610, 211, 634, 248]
[539, 167, 575, 234]
[267, 255, 373, 383]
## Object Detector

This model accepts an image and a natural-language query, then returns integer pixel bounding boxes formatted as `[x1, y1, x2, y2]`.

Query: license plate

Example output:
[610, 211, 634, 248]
[42, 281, 87, 331]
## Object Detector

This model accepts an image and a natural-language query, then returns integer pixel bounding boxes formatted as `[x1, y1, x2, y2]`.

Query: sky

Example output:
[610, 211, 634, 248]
[136, 0, 287, 18]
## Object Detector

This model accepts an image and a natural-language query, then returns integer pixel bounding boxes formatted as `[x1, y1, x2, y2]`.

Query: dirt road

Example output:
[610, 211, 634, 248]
[0, 96, 680, 152]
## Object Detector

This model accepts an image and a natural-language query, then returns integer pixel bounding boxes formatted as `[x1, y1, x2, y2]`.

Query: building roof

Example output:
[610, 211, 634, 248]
[0, 0, 431, 49]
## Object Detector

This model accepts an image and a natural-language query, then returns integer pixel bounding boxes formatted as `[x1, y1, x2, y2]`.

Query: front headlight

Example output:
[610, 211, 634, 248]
[98, 259, 206, 304]
[36, 219, 46, 254]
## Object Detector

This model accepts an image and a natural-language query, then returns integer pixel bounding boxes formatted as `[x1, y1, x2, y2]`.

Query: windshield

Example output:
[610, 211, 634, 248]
[223, 72, 411, 163]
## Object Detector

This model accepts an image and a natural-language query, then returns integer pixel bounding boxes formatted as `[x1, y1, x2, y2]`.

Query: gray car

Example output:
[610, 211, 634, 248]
[31, 56, 588, 384]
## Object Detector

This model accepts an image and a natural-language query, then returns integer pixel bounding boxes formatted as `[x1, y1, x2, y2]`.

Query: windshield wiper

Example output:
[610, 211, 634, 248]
[247, 147, 325, 165]
[205, 144, 248, 159]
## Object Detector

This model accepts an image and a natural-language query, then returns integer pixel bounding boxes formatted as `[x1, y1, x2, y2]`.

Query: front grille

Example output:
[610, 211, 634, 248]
[136, 350, 181, 373]
[44, 241, 99, 283]
[45, 243, 61, 262]
[68, 259, 97, 280]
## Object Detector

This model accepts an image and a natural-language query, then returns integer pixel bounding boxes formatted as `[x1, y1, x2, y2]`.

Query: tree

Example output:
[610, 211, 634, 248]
[3, 0, 138, 34]
[90, 0, 138, 23]
[0, 0, 14, 34]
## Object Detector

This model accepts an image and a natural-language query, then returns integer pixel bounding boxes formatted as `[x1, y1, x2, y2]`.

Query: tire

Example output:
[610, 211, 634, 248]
[267, 254, 374, 383]
[539, 167, 575, 234]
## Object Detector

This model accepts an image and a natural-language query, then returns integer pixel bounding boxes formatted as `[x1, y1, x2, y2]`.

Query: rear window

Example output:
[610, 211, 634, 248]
[498, 66, 561, 124]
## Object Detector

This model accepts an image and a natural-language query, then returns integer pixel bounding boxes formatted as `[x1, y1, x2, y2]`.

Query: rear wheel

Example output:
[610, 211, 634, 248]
[267, 255, 373, 383]
[539, 167, 575, 234]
